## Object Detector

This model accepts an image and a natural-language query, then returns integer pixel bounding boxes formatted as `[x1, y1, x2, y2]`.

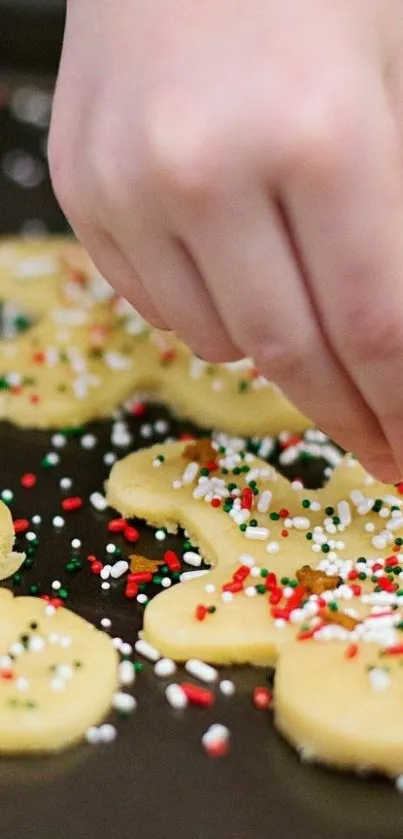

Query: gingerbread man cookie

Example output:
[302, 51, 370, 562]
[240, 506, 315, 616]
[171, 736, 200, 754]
[0, 591, 118, 753]
[0, 237, 308, 433]
[107, 440, 403, 776]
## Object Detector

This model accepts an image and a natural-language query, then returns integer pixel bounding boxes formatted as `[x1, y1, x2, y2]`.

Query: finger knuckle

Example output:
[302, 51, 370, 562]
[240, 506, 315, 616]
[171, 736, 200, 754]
[340, 305, 403, 366]
[145, 95, 219, 198]
[285, 94, 355, 179]
[240, 330, 306, 382]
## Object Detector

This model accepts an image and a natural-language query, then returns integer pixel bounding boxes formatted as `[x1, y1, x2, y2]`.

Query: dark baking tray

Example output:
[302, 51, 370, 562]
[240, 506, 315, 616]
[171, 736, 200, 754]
[1, 410, 403, 839]
[0, 0, 65, 73]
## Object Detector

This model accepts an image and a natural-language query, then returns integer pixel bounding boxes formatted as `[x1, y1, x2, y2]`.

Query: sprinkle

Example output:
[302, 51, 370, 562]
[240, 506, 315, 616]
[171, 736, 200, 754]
[219, 679, 236, 696]
[202, 724, 230, 758]
[253, 687, 272, 710]
[118, 661, 136, 686]
[90, 492, 108, 511]
[165, 683, 188, 710]
[62, 496, 83, 513]
[185, 659, 218, 684]
[110, 560, 129, 579]
[112, 692, 137, 714]
[368, 667, 391, 691]
[154, 658, 177, 679]
[245, 526, 270, 540]
[183, 551, 202, 567]
[181, 682, 215, 707]
[134, 639, 161, 663]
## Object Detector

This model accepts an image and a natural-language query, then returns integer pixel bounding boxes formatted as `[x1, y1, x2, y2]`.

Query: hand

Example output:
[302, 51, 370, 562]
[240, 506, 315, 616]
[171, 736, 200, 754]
[49, 0, 403, 481]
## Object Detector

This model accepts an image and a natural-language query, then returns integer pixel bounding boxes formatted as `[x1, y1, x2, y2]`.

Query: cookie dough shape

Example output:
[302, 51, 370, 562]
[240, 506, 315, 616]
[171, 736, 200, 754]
[0, 501, 24, 580]
[106, 441, 403, 665]
[0, 591, 118, 753]
[0, 237, 308, 433]
[275, 641, 403, 777]
[108, 441, 403, 777]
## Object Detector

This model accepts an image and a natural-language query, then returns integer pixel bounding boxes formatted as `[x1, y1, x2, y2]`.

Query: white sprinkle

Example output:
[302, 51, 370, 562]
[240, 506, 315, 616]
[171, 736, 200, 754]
[221, 591, 234, 603]
[180, 570, 209, 583]
[120, 643, 132, 657]
[52, 515, 65, 528]
[112, 692, 137, 714]
[85, 726, 101, 745]
[245, 526, 269, 540]
[257, 490, 272, 513]
[310, 501, 322, 512]
[29, 636, 45, 652]
[71, 538, 81, 550]
[100, 565, 111, 580]
[166, 683, 189, 710]
[137, 594, 148, 604]
[266, 541, 280, 554]
[110, 560, 129, 579]
[15, 677, 29, 692]
[90, 492, 108, 511]
[104, 452, 117, 466]
[245, 586, 257, 597]
[31, 515, 41, 526]
[119, 660, 135, 686]
[337, 500, 351, 526]
[59, 477, 72, 491]
[396, 775, 403, 793]
[135, 639, 161, 662]
[101, 582, 111, 591]
[219, 680, 236, 696]
[185, 659, 218, 684]
[205, 584, 216, 594]
[182, 462, 199, 485]
[183, 551, 202, 567]
[51, 433, 66, 448]
[368, 668, 391, 691]
[81, 434, 97, 450]
[106, 543, 117, 555]
[52, 580, 61, 591]
[387, 516, 403, 532]
[101, 618, 112, 629]
[99, 724, 117, 743]
[372, 535, 388, 550]
[154, 658, 177, 679]
[155, 530, 166, 542]
[292, 516, 310, 531]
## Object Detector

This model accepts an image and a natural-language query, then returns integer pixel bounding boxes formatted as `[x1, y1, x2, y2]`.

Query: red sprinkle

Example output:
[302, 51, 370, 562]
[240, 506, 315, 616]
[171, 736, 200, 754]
[253, 687, 272, 710]
[233, 565, 251, 583]
[124, 526, 140, 544]
[281, 529, 289, 538]
[204, 739, 230, 758]
[13, 519, 29, 534]
[210, 498, 222, 508]
[128, 572, 152, 584]
[164, 550, 181, 572]
[20, 473, 37, 489]
[383, 644, 403, 656]
[124, 584, 139, 600]
[181, 682, 215, 708]
[108, 518, 127, 533]
[0, 670, 14, 681]
[241, 488, 254, 510]
[222, 581, 243, 594]
[350, 584, 362, 597]
[62, 496, 83, 512]
[345, 643, 359, 659]
[195, 604, 208, 621]
[269, 587, 283, 605]
[90, 561, 103, 575]
[130, 402, 147, 417]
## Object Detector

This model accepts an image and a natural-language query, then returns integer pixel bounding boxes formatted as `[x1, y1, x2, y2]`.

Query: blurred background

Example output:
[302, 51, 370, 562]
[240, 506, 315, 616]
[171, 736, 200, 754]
[0, 0, 67, 234]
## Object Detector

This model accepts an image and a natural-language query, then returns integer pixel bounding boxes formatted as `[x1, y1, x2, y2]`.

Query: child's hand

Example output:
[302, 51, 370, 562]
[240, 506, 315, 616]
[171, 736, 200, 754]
[49, 0, 403, 481]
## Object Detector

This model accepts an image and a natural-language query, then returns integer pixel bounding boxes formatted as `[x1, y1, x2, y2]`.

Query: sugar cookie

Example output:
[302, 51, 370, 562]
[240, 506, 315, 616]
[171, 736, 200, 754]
[107, 440, 403, 776]
[0, 591, 118, 753]
[106, 440, 403, 664]
[0, 500, 24, 580]
[275, 641, 403, 777]
[0, 237, 308, 433]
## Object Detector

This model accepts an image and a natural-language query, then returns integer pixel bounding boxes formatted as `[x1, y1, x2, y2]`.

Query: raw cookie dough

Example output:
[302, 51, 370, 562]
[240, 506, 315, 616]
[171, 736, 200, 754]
[107, 440, 403, 776]
[275, 641, 403, 778]
[106, 440, 403, 664]
[0, 591, 118, 753]
[0, 237, 308, 433]
[0, 500, 24, 580]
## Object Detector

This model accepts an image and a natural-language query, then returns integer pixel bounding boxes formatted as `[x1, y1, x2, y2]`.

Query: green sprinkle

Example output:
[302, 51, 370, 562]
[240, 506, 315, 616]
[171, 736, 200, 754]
[321, 544, 330, 553]
[325, 506, 334, 516]
[301, 499, 310, 509]
[28, 584, 40, 596]
[255, 584, 266, 595]
[270, 512, 280, 521]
